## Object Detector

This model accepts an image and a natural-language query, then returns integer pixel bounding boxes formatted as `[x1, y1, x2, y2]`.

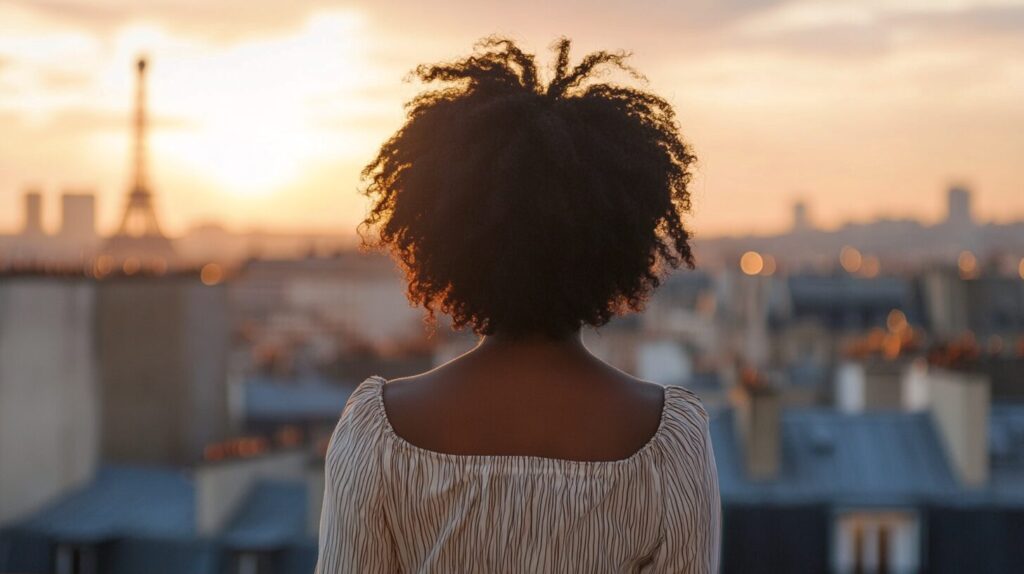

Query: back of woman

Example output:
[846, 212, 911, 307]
[316, 37, 720, 573]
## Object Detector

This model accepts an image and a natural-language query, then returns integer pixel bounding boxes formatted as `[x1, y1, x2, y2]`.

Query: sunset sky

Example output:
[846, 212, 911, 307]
[1, 0, 1022, 238]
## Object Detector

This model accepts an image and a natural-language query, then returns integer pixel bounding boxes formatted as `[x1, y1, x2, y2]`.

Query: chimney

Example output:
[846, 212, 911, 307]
[836, 359, 908, 412]
[921, 269, 969, 337]
[195, 449, 308, 534]
[732, 379, 781, 480]
[23, 190, 44, 236]
[835, 361, 866, 413]
[928, 368, 990, 487]
[60, 192, 96, 240]
[900, 358, 930, 411]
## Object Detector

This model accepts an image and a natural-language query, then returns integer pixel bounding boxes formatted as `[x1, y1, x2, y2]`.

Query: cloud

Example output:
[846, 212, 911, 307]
[38, 68, 94, 90]
[727, 21, 893, 58]
[885, 4, 1024, 38]
[3, 0, 318, 41]
[4, 107, 192, 134]
[6, 0, 792, 48]
[724, 1, 1024, 60]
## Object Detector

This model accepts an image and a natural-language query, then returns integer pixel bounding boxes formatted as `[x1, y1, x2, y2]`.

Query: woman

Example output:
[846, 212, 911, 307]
[316, 37, 720, 573]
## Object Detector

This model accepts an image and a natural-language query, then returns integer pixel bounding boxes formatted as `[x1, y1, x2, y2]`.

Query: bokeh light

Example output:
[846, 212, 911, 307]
[861, 255, 881, 278]
[958, 250, 978, 278]
[740, 251, 764, 276]
[200, 263, 224, 285]
[840, 246, 862, 273]
[887, 309, 908, 333]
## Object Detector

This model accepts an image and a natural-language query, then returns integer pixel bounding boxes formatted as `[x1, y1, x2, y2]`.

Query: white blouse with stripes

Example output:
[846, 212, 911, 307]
[315, 376, 721, 573]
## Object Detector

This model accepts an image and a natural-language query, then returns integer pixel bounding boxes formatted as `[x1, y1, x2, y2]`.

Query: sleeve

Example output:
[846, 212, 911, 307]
[315, 384, 400, 573]
[647, 396, 722, 573]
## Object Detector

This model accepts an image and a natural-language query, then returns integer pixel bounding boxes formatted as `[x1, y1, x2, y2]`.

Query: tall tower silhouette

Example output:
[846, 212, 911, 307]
[105, 56, 175, 264]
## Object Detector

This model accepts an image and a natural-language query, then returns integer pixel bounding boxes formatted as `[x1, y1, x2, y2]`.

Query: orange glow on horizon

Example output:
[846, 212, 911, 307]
[1, 2, 1023, 237]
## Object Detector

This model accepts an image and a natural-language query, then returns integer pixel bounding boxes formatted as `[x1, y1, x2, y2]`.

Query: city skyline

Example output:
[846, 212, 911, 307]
[1, 0, 1023, 237]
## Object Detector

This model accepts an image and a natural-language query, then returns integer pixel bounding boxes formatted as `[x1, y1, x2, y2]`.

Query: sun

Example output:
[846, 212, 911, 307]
[180, 113, 310, 198]
[138, 10, 372, 199]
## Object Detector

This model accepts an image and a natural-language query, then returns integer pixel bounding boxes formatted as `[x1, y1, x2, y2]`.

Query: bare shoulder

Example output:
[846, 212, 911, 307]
[589, 363, 669, 406]
[381, 366, 447, 402]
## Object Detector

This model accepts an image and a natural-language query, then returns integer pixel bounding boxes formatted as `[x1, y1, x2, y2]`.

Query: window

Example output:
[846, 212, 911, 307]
[55, 544, 96, 574]
[234, 551, 271, 574]
[833, 510, 919, 574]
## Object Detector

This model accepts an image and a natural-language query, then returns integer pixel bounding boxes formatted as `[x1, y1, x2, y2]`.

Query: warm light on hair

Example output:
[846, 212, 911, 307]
[1018, 257, 1024, 280]
[740, 251, 764, 275]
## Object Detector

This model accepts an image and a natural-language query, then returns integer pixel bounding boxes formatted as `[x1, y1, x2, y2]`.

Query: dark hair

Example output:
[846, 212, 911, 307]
[359, 36, 696, 338]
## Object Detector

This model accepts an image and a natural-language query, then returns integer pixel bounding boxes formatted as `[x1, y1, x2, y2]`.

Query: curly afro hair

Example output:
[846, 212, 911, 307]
[360, 36, 697, 339]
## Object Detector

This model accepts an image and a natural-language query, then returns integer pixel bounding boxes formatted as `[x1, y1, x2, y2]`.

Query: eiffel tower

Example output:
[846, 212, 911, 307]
[104, 56, 176, 264]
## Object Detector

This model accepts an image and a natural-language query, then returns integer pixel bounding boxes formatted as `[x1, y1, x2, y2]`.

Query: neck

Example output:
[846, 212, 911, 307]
[476, 330, 587, 354]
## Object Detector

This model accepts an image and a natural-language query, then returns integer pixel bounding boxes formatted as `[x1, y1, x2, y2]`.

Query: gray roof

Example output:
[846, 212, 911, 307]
[965, 277, 1024, 333]
[780, 274, 919, 330]
[222, 480, 308, 549]
[984, 406, 1024, 504]
[20, 466, 195, 542]
[711, 409, 960, 506]
[787, 275, 911, 309]
[15, 465, 313, 547]
[244, 377, 356, 422]
[711, 405, 1024, 507]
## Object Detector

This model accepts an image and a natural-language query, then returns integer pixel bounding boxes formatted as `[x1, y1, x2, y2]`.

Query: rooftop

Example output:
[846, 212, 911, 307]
[711, 406, 1024, 507]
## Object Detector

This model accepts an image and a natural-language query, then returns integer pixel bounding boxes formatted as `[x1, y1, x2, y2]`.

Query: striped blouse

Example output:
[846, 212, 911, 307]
[315, 376, 721, 573]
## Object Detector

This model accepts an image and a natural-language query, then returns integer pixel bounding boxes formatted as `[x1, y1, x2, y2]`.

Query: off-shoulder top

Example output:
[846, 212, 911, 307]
[315, 376, 720, 573]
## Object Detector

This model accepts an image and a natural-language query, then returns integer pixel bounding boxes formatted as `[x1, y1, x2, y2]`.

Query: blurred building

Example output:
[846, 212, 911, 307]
[22, 190, 44, 237]
[716, 367, 1024, 574]
[235, 374, 357, 439]
[232, 253, 420, 347]
[57, 192, 99, 259]
[0, 450, 320, 574]
[0, 276, 99, 524]
[58, 193, 95, 241]
[792, 200, 812, 233]
[947, 184, 974, 227]
[0, 190, 99, 265]
[229, 253, 430, 388]
[96, 276, 229, 465]
[695, 185, 1023, 271]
